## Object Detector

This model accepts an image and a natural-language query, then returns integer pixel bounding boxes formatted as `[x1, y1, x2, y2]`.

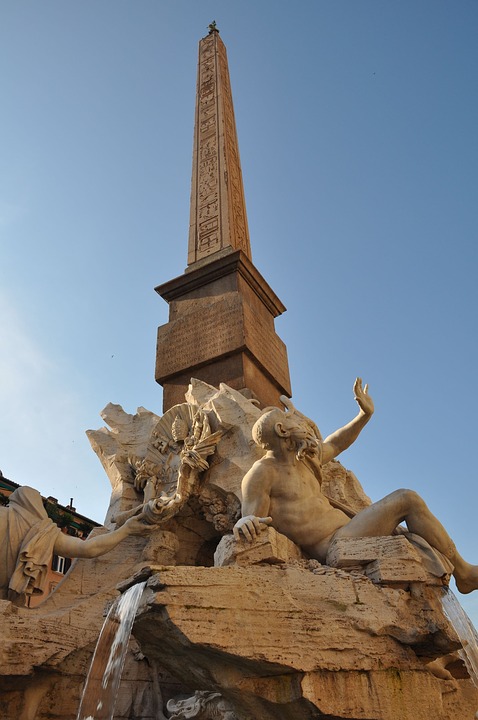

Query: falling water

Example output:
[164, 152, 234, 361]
[441, 587, 478, 687]
[76, 581, 146, 720]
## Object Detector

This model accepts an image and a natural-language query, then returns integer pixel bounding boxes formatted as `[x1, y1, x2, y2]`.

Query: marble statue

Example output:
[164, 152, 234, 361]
[234, 379, 478, 594]
[114, 403, 222, 528]
[166, 690, 238, 720]
[0, 486, 152, 602]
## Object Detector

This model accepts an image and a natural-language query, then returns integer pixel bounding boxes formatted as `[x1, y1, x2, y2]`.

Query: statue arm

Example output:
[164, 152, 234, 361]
[233, 462, 273, 542]
[241, 462, 273, 516]
[52, 514, 152, 559]
[322, 378, 374, 463]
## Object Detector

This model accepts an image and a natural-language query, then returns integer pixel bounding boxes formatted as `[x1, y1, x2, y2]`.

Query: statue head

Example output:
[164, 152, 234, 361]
[252, 408, 320, 461]
[166, 690, 223, 719]
[252, 408, 286, 449]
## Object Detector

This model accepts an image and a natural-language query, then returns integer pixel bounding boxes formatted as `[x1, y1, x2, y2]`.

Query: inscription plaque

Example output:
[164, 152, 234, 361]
[156, 294, 245, 380]
[156, 291, 290, 396]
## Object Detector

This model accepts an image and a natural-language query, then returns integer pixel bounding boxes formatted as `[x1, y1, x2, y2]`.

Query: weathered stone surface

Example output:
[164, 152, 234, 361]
[321, 459, 371, 515]
[86, 404, 160, 524]
[327, 535, 422, 567]
[0, 532, 159, 720]
[327, 536, 450, 587]
[133, 565, 478, 720]
[214, 527, 304, 567]
[155, 252, 291, 411]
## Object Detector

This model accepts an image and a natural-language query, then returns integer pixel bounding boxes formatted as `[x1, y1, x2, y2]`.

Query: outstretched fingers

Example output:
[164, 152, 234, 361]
[353, 377, 374, 416]
[353, 377, 363, 397]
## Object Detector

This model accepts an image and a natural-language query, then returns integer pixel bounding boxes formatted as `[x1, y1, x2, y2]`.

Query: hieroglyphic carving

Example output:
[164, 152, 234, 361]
[217, 39, 250, 257]
[189, 31, 251, 264]
[195, 34, 220, 259]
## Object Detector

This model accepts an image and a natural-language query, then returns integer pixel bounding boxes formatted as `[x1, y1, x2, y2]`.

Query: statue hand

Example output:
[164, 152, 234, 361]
[122, 513, 156, 536]
[353, 377, 374, 416]
[233, 515, 272, 543]
[134, 474, 147, 492]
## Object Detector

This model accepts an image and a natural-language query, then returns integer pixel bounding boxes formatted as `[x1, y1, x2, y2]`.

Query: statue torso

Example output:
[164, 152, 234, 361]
[264, 456, 349, 561]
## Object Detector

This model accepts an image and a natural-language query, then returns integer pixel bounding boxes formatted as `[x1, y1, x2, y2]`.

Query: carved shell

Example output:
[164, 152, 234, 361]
[152, 403, 198, 444]
[171, 415, 189, 442]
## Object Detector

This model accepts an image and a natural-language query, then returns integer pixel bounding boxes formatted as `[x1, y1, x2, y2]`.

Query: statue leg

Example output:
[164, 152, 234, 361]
[333, 489, 478, 594]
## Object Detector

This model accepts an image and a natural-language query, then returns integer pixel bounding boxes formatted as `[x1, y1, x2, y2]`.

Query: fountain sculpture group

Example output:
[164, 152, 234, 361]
[1, 378, 478, 719]
[1, 25, 478, 720]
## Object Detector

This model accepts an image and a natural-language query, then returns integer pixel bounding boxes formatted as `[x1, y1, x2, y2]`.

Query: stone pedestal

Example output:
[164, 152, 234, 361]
[132, 564, 478, 720]
[155, 250, 291, 411]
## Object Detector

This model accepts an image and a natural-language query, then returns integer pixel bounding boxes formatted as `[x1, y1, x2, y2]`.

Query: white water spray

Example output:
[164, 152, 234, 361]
[441, 587, 478, 688]
[76, 580, 146, 720]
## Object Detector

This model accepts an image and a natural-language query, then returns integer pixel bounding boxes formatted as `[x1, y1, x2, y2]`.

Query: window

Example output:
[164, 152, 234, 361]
[51, 555, 71, 574]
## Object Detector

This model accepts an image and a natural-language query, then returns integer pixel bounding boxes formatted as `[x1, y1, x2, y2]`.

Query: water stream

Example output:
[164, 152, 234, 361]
[441, 587, 478, 687]
[76, 580, 147, 720]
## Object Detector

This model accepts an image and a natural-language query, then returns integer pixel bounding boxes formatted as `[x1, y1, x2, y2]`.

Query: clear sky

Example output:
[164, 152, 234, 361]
[1, 2, 477, 622]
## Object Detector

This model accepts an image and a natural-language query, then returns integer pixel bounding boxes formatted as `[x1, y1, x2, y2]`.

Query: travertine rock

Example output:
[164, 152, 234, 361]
[133, 564, 478, 720]
[214, 526, 304, 567]
[2, 381, 477, 720]
[327, 534, 439, 586]
[86, 404, 160, 524]
[321, 460, 371, 515]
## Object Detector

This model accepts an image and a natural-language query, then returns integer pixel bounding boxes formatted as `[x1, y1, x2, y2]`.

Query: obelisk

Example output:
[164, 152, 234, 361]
[155, 24, 291, 411]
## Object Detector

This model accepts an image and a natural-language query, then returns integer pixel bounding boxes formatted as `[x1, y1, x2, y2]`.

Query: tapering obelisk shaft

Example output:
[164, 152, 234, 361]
[188, 28, 251, 265]
[155, 28, 291, 412]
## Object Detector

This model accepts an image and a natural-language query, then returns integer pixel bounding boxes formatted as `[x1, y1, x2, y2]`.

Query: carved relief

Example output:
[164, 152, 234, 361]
[194, 486, 241, 533]
[166, 691, 238, 720]
[114, 403, 222, 529]
[194, 34, 221, 260]
[190, 31, 251, 263]
[217, 40, 250, 257]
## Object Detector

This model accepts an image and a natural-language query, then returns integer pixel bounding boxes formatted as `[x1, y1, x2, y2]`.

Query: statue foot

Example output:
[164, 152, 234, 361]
[426, 656, 456, 682]
[455, 564, 478, 594]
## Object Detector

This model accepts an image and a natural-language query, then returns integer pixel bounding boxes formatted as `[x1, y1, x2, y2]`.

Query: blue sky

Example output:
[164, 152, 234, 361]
[1, 2, 477, 621]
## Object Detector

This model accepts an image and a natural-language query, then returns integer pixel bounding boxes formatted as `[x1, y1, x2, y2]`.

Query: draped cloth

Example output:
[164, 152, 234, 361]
[401, 530, 455, 580]
[0, 487, 61, 600]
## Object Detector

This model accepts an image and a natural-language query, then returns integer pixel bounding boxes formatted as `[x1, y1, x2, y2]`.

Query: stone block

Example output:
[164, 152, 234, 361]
[214, 527, 304, 567]
[365, 558, 429, 584]
[326, 535, 421, 568]
[326, 535, 443, 586]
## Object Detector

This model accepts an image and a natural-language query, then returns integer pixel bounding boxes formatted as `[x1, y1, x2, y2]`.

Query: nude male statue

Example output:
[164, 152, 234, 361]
[234, 379, 478, 594]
